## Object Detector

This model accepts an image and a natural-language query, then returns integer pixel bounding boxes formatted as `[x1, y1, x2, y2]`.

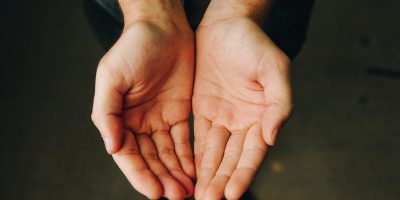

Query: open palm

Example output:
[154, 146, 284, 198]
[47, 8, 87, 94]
[193, 18, 293, 200]
[91, 21, 195, 199]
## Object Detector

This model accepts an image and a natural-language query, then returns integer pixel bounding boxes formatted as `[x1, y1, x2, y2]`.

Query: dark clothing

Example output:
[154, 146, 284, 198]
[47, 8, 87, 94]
[83, 0, 315, 59]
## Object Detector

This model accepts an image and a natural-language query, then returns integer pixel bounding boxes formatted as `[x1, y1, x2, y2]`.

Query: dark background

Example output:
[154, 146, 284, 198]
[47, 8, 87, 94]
[1, 0, 400, 199]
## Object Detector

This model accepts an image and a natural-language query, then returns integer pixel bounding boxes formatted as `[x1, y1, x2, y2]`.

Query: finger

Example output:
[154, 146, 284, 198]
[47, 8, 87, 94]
[137, 134, 186, 199]
[112, 129, 162, 199]
[203, 130, 246, 200]
[258, 59, 292, 146]
[152, 130, 194, 197]
[261, 103, 292, 146]
[170, 121, 196, 179]
[195, 125, 230, 200]
[225, 124, 269, 199]
[92, 65, 129, 154]
[193, 116, 211, 178]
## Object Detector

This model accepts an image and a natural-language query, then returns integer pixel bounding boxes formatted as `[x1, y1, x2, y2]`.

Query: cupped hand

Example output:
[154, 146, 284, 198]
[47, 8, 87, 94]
[193, 18, 292, 200]
[91, 19, 195, 199]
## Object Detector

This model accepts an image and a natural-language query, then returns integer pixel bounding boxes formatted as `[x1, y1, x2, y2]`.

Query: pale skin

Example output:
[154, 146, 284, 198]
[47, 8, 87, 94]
[91, 0, 292, 199]
[194, 10, 292, 200]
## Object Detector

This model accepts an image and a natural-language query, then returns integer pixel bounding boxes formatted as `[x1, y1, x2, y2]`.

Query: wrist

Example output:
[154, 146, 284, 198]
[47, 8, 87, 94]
[118, 0, 190, 31]
[200, 0, 271, 27]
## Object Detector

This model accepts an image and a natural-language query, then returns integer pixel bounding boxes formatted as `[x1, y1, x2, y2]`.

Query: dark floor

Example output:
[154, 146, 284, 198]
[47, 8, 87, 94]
[1, 0, 400, 200]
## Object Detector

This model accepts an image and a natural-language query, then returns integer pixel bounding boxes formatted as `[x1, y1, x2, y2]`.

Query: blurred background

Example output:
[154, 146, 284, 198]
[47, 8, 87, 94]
[1, 0, 399, 199]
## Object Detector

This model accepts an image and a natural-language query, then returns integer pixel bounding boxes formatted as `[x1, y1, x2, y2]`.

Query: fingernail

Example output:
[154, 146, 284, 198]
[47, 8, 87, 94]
[103, 137, 111, 153]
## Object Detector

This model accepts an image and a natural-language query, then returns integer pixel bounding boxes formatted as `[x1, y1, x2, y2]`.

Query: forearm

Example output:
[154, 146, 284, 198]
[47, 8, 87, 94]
[118, 0, 189, 28]
[201, 0, 272, 26]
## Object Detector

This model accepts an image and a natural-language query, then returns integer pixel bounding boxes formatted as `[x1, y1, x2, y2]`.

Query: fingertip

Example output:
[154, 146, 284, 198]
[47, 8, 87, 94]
[151, 168, 187, 200]
[261, 127, 277, 147]
[103, 131, 124, 154]
[103, 137, 122, 155]
[178, 154, 196, 180]
[177, 158, 196, 183]
[169, 122, 196, 180]
[142, 180, 163, 200]
[112, 131, 163, 199]
[224, 179, 242, 200]
[92, 66, 126, 153]
[130, 169, 164, 199]
[145, 190, 163, 200]
[224, 189, 240, 200]
[170, 170, 194, 197]
[102, 137, 113, 154]
[92, 114, 124, 154]
[202, 178, 226, 200]
[138, 172, 164, 200]
[261, 109, 285, 146]
[225, 168, 257, 200]
[183, 160, 196, 180]
[161, 177, 186, 200]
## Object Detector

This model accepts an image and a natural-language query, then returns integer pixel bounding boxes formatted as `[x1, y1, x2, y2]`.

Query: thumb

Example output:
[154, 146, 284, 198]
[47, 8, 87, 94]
[261, 104, 291, 146]
[258, 55, 292, 146]
[91, 65, 128, 154]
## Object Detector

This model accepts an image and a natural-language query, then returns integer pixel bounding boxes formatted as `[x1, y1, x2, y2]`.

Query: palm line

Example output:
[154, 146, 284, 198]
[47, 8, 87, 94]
[196, 77, 266, 108]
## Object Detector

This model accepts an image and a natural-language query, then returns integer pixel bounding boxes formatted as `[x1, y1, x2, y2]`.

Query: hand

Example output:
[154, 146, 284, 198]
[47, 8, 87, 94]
[91, 1, 195, 199]
[193, 17, 292, 199]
